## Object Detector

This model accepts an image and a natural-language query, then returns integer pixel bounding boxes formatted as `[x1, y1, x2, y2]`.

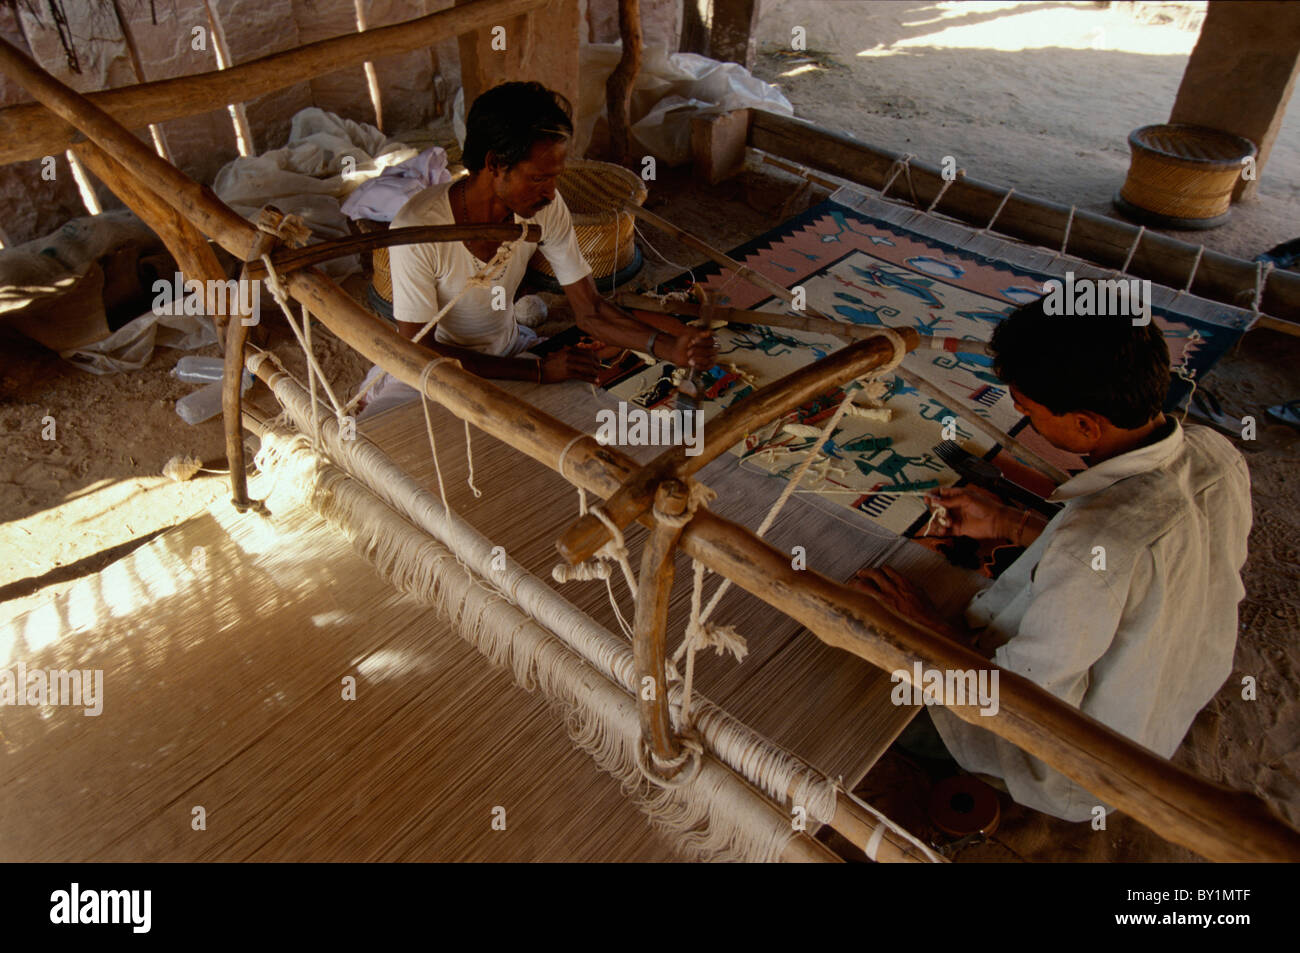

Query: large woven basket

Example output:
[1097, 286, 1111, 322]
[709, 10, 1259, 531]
[1115, 124, 1257, 229]
[526, 159, 647, 291]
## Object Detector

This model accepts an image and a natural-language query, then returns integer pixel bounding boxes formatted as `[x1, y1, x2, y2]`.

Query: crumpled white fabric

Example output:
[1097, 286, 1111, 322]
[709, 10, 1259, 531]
[340, 146, 453, 222]
[214, 107, 417, 267]
[570, 45, 794, 163]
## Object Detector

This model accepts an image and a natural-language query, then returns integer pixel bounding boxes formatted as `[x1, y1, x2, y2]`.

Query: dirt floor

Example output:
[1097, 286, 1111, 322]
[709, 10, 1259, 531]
[2, 0, 1298, 861]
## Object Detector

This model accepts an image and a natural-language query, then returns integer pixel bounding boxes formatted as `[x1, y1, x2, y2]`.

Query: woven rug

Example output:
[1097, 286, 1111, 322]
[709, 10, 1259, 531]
[592, 188, 1254, 538]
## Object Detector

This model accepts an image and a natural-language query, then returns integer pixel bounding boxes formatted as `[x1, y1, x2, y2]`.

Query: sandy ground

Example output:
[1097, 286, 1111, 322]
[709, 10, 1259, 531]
[2, 1, 1298, 860]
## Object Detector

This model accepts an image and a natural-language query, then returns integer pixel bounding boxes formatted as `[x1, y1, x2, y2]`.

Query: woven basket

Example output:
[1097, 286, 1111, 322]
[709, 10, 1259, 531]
[527, 159, 647, 289]
[1115, 124, 1257, 229]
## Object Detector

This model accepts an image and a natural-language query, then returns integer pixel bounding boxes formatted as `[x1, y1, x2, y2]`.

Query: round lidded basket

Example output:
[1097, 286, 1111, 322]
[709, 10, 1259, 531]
[527, 158, 647, 291]
[1114, 123, 1257, 229]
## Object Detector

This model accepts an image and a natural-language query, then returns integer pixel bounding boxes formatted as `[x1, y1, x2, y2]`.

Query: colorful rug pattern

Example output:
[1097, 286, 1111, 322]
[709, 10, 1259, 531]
[599, 199, 1247, 537]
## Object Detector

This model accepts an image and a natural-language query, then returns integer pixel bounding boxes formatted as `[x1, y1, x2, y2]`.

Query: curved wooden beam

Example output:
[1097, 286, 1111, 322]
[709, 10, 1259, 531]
[281, 263, 1300, 860]
[0, 0, 547, 166]
[555, 330, 918, 566]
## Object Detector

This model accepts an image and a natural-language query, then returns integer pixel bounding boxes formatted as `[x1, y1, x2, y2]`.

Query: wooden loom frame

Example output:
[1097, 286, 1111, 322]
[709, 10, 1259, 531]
[3, 7, 1300, 863]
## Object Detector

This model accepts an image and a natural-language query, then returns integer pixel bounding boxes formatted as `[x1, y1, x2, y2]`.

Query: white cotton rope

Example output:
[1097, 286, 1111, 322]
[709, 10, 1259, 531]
[251, 366, 877, 850]
[260, 253, 348, 443]
[552, 434, 638, 637]
[1057, 205, 1076, 259]
[979, 187, 1015, 234]
[1180, 245, 1206, 296]
[418, 358, 458, 507]
[839, 783, 946, 864]
[1120, 225, 1146, 274]
[925, 169, 962, 214]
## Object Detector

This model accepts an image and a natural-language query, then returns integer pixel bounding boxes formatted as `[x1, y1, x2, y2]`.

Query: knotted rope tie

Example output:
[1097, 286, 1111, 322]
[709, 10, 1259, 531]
[636, 733, 704, 789]
[671, 328, 908, 728]
[1251, 260, 1275, 325]
[880, 153, 919, 206]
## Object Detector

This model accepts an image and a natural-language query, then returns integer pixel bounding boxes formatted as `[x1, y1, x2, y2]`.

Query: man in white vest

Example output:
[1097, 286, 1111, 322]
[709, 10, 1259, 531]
[360, 82, 714, 416]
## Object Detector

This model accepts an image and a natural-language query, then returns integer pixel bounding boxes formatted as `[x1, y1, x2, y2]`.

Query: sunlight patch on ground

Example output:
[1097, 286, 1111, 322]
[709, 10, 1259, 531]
[860, 1, 1200, 57]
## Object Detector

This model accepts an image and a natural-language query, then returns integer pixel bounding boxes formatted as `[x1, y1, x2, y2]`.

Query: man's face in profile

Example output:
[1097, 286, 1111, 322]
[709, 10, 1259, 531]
[491, 138, 568, 218]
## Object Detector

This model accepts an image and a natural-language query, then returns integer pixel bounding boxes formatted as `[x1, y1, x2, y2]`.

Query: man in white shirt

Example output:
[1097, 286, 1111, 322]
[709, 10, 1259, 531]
[852, 298, 1252, 821]
[362, 82, 714, 415]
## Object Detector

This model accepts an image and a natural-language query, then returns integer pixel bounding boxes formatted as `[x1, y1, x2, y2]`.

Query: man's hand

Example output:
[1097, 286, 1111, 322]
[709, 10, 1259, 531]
[849, 566, 969, 643]
[539, 347, 601, 384]
[924, 485, 1021, 541]
[661, 328, 718, 370]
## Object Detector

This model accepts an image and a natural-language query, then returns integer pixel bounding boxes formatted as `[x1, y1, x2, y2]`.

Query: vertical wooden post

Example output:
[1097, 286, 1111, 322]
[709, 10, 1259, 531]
[632, 479, 689, 769]
[605, 0, 642, 165]
[108, 0, 173, 162]
[202, 0, 255, 157]
[679, 0, 760, 70]
[708, 0, 760, 70]
[223, 304, 254, 512]
[1170, 1, 1300, 201]
[353, 0, 385, 133]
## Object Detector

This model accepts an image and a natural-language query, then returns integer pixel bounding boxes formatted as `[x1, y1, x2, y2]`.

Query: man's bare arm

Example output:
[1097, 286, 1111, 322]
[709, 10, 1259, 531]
[562, 274, 717, 369]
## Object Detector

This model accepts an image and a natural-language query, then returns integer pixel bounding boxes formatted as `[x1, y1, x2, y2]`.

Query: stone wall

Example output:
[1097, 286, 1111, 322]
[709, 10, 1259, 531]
[0, 0, 678, 246]
[586, 0, 682, 50]
[0, 0, 462, 246]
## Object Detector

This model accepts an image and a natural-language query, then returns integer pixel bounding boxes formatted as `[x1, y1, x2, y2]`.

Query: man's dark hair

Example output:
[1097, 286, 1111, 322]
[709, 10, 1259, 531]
[462, 82, 573, 173]
[989, 294, 1170, 429]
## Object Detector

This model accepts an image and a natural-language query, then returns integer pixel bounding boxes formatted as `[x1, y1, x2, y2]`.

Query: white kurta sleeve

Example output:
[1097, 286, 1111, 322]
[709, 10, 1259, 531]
[389, 239, 441, 328]
[537, 194, 592, 287]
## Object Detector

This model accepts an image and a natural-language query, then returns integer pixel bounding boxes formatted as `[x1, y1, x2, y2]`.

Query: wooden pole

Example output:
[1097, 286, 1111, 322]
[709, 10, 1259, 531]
[0, 38, 270, 264]
[353, 0, 385, 133]
[277, 264, 1300, 860]
[108, 0, 172, 162]
[201, 0, 255, 157]
[633, 480, 688, 768]
[0, 0, 547, 166]
[556, 331, 917, 566]
[605, 0, 642, 165]
[69, 139, 253, 510]
[243, 224, 542, 280]
[747, 109, 1300, 332]
[69, 141, 227, 307]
